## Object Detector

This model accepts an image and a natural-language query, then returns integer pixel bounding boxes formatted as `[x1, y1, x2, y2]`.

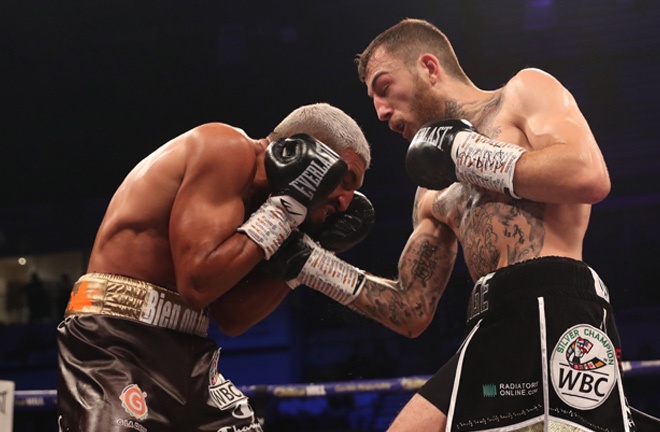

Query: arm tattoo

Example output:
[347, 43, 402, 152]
[352, 233, 456, 337]
[411, 241, 438, 287]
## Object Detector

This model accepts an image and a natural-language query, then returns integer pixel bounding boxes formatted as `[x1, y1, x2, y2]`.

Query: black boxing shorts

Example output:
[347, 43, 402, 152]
[57, 273, 263, 432]
[418, 257, 638, 432]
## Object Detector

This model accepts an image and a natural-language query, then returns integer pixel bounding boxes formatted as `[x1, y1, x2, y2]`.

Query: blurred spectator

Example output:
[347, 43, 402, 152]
[56, 272, 73, 318]
[23, 272, 50, 322]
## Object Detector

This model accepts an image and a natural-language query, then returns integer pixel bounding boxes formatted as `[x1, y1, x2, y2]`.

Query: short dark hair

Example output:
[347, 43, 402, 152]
[356, 18, 468, 84]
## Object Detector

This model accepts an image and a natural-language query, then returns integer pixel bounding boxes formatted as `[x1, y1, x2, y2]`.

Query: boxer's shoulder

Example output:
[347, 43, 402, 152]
[175, 123, 259, 176]
[504, 68, 567, 107]
[185, 123, 254, 150]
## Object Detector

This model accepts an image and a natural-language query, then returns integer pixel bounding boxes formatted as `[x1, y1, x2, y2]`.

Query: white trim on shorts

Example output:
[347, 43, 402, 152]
[538, 297, 550, 432]
[445, 296, 631, 432]
[445, 320, 482, 432]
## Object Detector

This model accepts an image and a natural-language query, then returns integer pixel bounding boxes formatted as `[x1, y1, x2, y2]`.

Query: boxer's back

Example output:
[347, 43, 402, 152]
[87, 124, 255, 291]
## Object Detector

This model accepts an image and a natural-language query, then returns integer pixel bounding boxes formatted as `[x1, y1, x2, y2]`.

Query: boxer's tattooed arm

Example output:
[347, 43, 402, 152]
[349, 231, 456, 337]
[412, 189, 423, 227]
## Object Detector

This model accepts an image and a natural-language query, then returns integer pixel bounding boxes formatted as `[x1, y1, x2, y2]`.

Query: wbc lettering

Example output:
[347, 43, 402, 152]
[557, 369, 611, 398]
[209, 380, 247, 410]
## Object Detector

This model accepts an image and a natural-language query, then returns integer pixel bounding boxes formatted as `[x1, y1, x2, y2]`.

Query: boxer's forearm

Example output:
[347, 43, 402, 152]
[347, 275, 433, 338]
[348, 229, 458, 337]
[210, 272, 290, 336]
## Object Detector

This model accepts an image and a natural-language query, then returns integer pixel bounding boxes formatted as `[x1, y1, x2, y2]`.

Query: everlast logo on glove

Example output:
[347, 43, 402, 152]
[414, 124, 453, 150]
[241, 134, 348, 259]
[288, 148, 337, 201]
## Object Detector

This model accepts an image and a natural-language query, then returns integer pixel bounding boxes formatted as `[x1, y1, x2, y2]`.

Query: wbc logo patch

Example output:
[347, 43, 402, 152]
[208, 349, 248, 412]
[550, 324, 618, 410]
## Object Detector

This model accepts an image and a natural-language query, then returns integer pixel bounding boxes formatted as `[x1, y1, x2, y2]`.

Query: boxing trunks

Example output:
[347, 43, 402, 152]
[57, 273, 263, 432]
[418, 257, 638, 432]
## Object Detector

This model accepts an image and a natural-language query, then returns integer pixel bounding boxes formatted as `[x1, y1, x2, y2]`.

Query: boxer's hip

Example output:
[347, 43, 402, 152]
[65, 272, 209, 337]
[466, 256, 611, 328]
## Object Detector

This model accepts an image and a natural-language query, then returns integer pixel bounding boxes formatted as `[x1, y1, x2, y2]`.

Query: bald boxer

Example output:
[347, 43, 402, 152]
[57, 103, 372, 431]
[263, 19, 655, 431]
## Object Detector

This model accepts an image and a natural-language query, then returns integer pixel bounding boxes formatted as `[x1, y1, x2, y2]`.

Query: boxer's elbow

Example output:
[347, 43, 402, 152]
[178, 278, 231, 309]
[392, 315, 432, 339]
[406, 318, 432, 338]
[583, 174, 610, 204]
[566, 152, 611, 204]
[566, 164, 610, 204]
[179, 287, 213, 310]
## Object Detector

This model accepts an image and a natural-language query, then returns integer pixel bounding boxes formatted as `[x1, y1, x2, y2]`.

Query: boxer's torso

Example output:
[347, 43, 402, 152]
[87, 123, 263, 292]
[420, 86, 591, 282]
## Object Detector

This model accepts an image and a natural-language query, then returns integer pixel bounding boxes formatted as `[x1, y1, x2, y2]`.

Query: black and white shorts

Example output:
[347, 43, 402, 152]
[419, 257, 638, 431]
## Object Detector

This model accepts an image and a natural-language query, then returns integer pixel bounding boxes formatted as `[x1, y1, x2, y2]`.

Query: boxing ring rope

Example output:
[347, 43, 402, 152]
[12, 360, 660, 410]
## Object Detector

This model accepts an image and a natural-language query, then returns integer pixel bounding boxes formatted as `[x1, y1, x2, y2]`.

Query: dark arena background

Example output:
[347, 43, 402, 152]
[1, 1, 660, 431]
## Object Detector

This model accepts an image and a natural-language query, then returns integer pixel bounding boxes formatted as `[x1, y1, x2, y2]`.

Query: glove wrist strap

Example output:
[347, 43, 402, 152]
[295, 246, 366, 305]
[451, 131, 525, 199]
[238, 200, 295, 259]
[267, 196, 307, 226]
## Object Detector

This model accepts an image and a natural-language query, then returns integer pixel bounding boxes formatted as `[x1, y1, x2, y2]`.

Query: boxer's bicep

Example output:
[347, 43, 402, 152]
[507, 70, 610, 203]
[170, 141, 264, 308]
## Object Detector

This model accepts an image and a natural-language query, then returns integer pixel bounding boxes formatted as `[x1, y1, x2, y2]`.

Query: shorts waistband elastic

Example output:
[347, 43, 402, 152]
[65, 273, 209, 337]
[466, 257, 610, 326]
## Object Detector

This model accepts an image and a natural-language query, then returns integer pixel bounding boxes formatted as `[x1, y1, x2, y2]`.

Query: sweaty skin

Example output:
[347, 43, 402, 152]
[87, 123, 366, 336]
[345, 48, 610, 342]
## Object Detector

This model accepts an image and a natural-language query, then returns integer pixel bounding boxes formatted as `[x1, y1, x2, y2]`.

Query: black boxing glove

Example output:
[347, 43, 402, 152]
[260, 191, 374, 300]
[259, 230, 311, 281]
[260, 230, 366, 305]
[406, 119, 526, 197]
[304, 191, 375, 253]
[239, 134, 348, 259]
[265, 134, 349, 223]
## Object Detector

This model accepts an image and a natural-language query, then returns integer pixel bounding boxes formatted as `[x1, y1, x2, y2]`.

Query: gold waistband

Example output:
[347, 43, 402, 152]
[65, 273, 209, 337]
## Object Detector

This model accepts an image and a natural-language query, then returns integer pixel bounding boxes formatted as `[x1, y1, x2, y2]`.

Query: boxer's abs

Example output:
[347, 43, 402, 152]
[433, 183, 586, 281]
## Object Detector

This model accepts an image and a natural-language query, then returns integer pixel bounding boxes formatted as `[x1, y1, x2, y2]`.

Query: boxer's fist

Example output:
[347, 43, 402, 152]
[306, 191, 375, 253]
[260, 229, 367, 304]
[405, 119, 476, 190]
[259, 230, 313, 282]
[239, 134, 348, 259]
[266, 134, 348, 226]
